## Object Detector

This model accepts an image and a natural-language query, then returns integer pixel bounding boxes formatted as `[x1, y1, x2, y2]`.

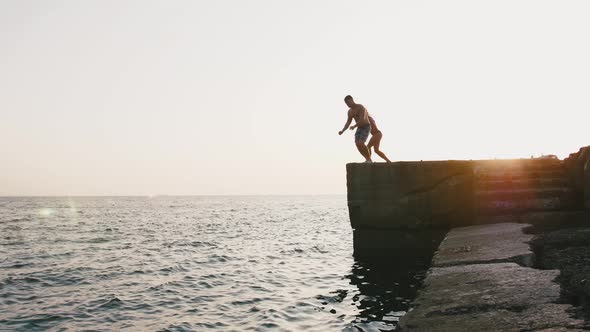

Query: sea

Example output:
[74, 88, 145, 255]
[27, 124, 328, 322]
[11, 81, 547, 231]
[0, 196, 431, 331]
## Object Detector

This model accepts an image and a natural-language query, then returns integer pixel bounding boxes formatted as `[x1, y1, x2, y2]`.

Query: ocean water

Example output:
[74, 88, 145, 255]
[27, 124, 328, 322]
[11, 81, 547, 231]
[0, 196, 430, 331]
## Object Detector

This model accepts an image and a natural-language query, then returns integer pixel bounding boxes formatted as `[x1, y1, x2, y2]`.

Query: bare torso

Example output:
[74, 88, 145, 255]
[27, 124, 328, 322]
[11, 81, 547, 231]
[348, 104, 370, 127]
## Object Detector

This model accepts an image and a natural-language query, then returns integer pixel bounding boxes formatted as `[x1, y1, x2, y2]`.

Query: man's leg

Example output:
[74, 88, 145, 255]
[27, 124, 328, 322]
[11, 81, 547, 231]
[367, 135, 377, 159]
[374, 149, 391, 163]
[373, 133, 391, 163]
[356, 141, 372, 161]
[354, 127, 372, 162]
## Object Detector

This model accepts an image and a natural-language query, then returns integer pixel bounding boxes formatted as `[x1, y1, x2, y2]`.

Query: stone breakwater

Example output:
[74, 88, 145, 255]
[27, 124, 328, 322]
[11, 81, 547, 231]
[346, 145, 590, 330]
[347, 149, 590, 256]
[398, 223, 586, 331]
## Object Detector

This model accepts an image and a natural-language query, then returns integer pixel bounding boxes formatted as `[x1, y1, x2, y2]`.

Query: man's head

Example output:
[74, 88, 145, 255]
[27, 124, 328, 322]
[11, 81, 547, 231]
[344, 95, 355, 107]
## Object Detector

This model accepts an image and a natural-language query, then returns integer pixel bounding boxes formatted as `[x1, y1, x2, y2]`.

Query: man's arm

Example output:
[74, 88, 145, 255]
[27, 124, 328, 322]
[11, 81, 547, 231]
[339, 115, 353, 135]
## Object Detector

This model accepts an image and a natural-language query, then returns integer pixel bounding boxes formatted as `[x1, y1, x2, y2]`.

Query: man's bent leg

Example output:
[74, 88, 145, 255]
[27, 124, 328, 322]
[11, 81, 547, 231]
[372, 134, 391, 163]
[374, 149, 391, 163]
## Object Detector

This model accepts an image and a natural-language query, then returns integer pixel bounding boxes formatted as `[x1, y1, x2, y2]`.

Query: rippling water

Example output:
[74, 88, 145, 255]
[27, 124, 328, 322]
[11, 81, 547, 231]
[0, 196, 431, 331]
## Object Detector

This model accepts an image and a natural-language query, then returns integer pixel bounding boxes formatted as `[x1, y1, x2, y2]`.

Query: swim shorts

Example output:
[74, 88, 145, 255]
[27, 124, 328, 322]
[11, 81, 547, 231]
[355, 125, 371, 143]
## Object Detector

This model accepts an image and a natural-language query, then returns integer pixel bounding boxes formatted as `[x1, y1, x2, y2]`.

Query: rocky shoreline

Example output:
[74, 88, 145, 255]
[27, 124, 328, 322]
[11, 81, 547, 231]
[532, 225, 590, 323]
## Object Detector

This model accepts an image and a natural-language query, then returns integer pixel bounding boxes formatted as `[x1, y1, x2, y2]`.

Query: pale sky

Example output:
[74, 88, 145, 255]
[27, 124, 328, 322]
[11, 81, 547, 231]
[1, 1, 589, 196]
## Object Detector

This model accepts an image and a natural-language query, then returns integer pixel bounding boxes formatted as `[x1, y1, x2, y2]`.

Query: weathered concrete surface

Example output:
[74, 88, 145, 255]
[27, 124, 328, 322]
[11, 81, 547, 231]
[398, 263, 585, 331]
[347, 161, 475, 230]
[348, 157, 585, 256]
[433, 223, 533, 267]
[353, 229, 446, 257]
[476, 195, 577, 215]
[347, 157, 582, 233]
[474, 159, 578, 215]
[476, 211, 590, 229]
[399, 223, 586, 331]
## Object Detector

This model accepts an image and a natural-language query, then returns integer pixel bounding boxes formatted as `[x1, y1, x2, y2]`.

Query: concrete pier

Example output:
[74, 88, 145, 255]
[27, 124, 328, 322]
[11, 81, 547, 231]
[346, 146, 590, 330]
[347, 154, 590, 255]
[398, 223, 585, 331]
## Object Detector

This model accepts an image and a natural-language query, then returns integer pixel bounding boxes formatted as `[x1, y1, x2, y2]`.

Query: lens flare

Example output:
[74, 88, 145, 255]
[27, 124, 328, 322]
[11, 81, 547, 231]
[39, 208, 54, 217]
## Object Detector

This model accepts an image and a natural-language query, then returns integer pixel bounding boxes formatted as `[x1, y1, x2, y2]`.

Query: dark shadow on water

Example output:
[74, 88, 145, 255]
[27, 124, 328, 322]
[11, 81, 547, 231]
[345, 250, 438, 331]
[344, 228, 447, 330]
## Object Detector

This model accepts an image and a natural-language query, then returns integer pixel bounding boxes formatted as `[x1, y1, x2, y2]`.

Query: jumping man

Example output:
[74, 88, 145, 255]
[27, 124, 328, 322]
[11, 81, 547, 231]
[338, 95, 372, 163]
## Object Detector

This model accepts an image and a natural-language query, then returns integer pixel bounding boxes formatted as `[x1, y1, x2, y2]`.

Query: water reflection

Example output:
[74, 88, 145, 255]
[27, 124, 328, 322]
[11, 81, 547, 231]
[346, 253, 434, 331]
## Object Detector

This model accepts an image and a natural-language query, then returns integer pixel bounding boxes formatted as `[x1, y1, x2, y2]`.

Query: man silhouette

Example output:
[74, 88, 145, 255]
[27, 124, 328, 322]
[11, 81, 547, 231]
[338, 95, 372, 163]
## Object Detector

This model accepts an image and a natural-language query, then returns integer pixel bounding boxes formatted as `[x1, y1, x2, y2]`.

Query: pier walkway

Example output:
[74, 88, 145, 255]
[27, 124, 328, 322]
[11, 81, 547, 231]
[398, 223, 585, 331]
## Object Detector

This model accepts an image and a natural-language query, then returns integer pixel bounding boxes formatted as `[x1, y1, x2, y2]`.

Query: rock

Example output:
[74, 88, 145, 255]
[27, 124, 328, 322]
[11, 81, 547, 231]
[533, 226, 590, 319]
[519, 211, 590, 230]
[565, 145, 590, 196]
[585, 158, 590, 209]
[533, 227, 590, 250]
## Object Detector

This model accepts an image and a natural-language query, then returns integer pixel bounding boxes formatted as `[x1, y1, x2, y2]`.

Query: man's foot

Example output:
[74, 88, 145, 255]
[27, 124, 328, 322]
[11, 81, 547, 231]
[364, 160, 373, 163]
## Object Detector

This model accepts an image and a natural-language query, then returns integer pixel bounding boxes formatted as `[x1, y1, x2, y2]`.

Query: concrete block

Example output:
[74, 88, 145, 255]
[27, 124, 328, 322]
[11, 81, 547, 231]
[398, 263, 585, 331]
[476, 177, 570, 191]
[347, 161, 475, 229]
[433, 223, 533, 267]
[353, 228, 447, 257]
[476, 195, 577, 215]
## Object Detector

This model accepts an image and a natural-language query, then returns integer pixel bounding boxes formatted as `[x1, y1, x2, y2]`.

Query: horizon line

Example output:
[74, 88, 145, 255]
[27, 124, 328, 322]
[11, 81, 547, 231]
[0, 194, 347, 198]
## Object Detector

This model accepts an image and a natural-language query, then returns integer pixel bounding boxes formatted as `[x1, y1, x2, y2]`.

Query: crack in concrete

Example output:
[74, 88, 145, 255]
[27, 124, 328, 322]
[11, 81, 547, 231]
[403, 172, 471, 196]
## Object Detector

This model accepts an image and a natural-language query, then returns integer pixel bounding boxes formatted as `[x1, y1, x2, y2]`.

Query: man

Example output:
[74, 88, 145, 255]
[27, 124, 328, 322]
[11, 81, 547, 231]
[338, 95, 372, 163]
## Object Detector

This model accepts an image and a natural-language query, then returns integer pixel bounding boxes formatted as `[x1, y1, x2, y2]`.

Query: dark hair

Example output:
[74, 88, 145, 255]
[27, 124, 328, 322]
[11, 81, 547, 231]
[344, 95, 353, 101]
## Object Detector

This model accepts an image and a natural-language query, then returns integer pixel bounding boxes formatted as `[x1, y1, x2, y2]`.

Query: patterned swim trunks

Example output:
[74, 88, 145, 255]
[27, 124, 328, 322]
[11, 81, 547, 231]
[355, 125, 371, 143]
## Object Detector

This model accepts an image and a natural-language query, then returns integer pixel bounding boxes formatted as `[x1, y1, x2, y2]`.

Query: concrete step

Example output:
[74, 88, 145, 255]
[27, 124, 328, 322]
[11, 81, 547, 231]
[475, 187, 574, 201]
[433, 223, 534, 267]
[399, 223, 586, 331]
[476, 196, 578, 215]
[474, 159, 564, 172]
[475, 170, 567, 182]
[475, 177, 570, 191]
[399, 263, 585, 331]
[475, 211, 590, 228]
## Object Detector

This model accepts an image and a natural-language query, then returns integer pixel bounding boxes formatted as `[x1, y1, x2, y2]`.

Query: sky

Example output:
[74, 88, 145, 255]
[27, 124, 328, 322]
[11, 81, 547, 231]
[1, 0, 589, 196]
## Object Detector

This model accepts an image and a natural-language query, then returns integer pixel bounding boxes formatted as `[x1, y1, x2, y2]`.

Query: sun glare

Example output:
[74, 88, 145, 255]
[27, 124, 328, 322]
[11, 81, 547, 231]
[39, 208, 54, 217]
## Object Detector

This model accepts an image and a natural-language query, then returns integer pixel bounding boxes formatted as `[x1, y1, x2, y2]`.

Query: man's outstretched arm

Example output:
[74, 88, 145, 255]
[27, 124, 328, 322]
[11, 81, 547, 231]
[339, 115, 353, 135]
